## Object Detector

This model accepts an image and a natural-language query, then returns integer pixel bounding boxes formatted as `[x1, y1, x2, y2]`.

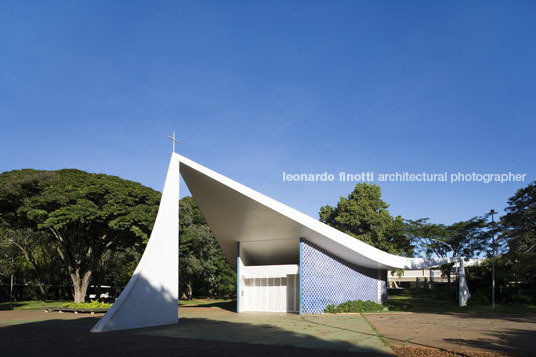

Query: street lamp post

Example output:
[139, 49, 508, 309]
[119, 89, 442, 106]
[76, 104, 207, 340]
[10, 257, 14, 310]
[428, 238, 455, 257]
[427, 238, 457, 278]
[490, 209, 496, 310]
[4, 253, 13, 310]
[427, 238, 456, 269]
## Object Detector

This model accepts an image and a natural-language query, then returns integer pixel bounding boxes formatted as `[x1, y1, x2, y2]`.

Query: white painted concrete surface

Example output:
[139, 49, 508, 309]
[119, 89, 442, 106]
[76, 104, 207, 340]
[91, 155, 180, 332]
[240, 265, 299, 313]
[92, 153, 465, 332]
[177, 153, 455, 271]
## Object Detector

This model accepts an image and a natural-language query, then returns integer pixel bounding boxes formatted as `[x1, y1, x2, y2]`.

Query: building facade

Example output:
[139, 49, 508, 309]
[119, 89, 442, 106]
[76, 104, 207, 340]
[92, 153, 458, 333]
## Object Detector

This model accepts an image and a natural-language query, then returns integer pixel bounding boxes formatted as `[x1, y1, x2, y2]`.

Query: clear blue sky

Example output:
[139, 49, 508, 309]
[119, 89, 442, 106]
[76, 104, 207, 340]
[1, 1, 534, 225]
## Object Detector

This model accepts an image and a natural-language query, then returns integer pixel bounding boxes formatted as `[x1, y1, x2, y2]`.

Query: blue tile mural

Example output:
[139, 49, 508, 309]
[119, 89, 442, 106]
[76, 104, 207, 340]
[300, 238, 386, 314]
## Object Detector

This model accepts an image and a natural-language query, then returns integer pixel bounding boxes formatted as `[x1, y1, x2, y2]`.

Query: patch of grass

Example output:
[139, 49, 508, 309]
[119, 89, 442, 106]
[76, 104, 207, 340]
[360, 312, 391, 348]
[179, 298, 235, 311]
[179, 298, 230, 306]
[387, 288, 536, 314]
[60, 300, 112, 309]
[0, 300, 70, 311]
[324, 300, 387, 313]
[393, 346, 499, 357]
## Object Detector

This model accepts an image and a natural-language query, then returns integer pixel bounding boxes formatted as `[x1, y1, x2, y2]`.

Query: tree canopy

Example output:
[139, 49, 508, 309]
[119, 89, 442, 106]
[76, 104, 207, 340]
[500, 181, 536, 284]
[406, 217, 488, 284]
[406, 217, 488, 259]
[0, 169, 161, 302]
[179, 196, 235, 299]
[319, 183, 413, 256]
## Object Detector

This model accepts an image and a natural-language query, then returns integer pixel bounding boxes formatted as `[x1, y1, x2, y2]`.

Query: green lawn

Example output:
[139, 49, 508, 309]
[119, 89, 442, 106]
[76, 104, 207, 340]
[0, 300, 70, 311]
[387, 288, 536, 314]
[179, 298, 235, 311]
[4, 293, 533, 315]
[0, 298, 235, 311]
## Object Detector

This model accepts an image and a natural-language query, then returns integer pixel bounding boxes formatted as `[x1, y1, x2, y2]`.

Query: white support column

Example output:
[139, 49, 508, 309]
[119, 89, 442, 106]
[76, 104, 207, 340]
[237, 241, 244, 313]
[458, 257, 471, 306]
[377, 269, 382, 304]
[91, 154, 180, 332]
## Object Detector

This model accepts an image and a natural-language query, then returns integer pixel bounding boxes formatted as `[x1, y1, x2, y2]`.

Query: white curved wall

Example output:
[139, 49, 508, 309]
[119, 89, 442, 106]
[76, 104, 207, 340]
[92, 153, 462, 332]
[91, 155, 180, 333]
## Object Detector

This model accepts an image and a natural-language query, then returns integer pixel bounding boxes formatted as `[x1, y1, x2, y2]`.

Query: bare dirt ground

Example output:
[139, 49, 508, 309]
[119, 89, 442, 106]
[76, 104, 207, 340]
[365, 312, 536, 356]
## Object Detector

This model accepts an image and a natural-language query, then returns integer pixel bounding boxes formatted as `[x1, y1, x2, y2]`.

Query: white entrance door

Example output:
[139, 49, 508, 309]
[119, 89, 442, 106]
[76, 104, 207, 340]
[240, 265, 299, 313]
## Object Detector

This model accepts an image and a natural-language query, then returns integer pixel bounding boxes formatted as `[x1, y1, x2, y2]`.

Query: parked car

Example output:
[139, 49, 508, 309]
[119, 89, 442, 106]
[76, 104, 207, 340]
[88, 285, 112, 301]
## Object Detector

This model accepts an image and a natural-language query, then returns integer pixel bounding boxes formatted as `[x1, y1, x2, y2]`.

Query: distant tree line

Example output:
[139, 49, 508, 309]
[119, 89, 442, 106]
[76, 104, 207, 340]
[0, 169, 234, 303]
[179, 197, 235, 300]
[320, 182, 536, 302]
[1, 168, 534, 305]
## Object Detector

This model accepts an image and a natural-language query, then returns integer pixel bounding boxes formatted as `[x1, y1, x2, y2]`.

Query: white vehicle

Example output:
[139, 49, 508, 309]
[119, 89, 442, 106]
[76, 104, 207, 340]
[88, 285, 112, 300]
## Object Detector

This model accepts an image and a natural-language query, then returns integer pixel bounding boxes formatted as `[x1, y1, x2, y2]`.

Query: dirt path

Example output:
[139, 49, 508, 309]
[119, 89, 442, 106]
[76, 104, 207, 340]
[365, 312, 536, 356]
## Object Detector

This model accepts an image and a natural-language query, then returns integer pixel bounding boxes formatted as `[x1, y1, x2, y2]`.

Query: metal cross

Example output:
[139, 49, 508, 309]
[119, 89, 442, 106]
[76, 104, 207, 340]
[168, 132, 180, 153]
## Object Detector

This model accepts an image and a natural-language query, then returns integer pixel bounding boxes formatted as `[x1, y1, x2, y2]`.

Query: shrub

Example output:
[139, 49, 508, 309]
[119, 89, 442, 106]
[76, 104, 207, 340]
[467, 293, 490, 306]
[323, 300, 387, 313]
[60, 300, 113, 309]
[324, 304, 337, 313]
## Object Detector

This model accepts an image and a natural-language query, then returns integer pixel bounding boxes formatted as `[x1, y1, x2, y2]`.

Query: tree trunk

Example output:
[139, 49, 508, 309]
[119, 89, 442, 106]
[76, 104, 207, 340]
[70, 270, 92, 303]
[37, 281, 49, 301]
[187, 279, 193, 300]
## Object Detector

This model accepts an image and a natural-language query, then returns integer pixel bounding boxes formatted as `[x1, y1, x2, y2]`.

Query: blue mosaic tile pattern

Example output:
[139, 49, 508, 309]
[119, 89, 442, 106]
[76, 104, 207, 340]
[300, 239, 385, 314]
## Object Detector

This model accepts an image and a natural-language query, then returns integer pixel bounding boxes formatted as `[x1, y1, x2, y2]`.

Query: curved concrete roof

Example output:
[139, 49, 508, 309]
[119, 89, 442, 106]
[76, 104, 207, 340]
[177, 153, 454, 270]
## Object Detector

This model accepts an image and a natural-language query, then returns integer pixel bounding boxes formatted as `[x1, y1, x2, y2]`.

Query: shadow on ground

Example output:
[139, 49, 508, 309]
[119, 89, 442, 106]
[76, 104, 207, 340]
[148, 312, 392, 355]
[439, 312, 536, 355]
[365, 312, 536, 356]
[442, 327, 536, 356]
[0, 310, 392, 356]
[440, 311, 536, 323]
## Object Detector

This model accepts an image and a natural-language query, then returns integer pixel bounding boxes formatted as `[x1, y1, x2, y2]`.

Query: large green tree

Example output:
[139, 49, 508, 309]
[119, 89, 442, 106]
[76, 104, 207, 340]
[501, 181, 536, 284]
[0, 227, 66, 300]
[179, 196, 235, 299]
[0, 169, 160, 302]
[320, 183, 413, 256]
[406, 217, 488, 285]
